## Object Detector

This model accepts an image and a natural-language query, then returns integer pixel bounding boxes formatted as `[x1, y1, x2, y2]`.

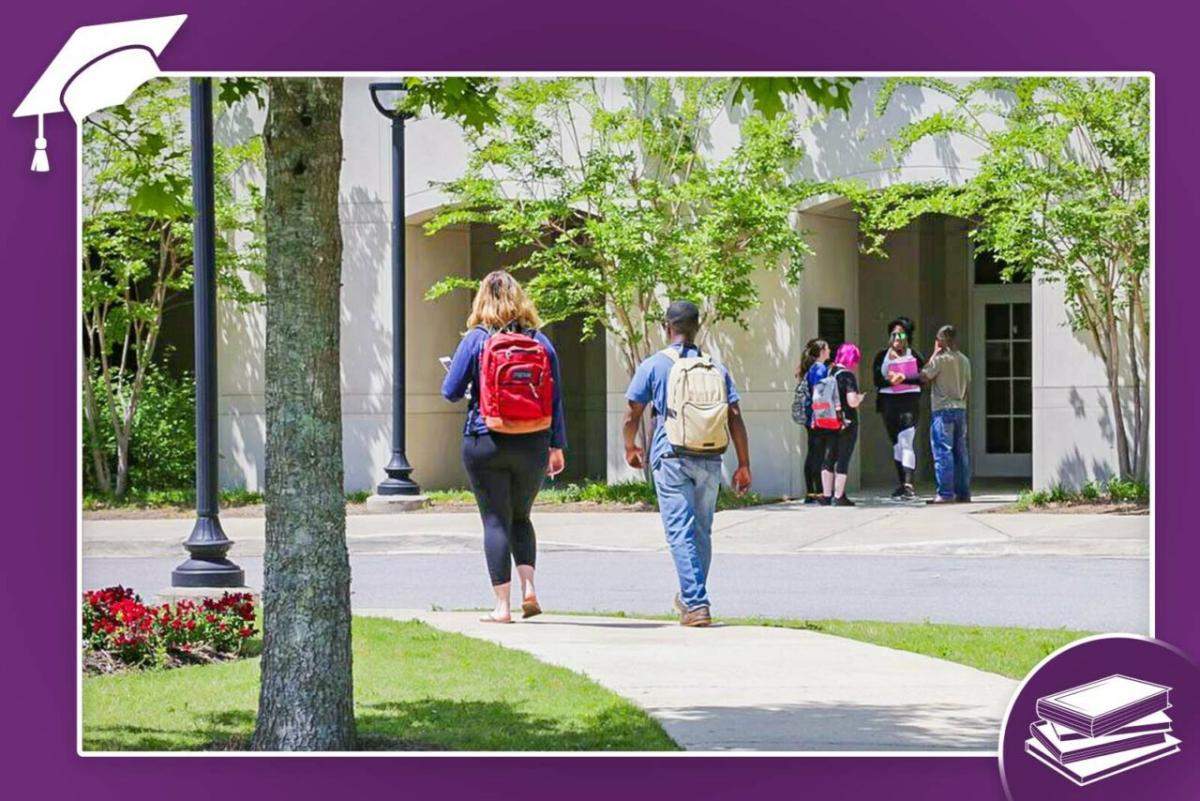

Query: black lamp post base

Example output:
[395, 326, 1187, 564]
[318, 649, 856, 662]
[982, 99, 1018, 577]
[376, 476, 422, 496]
[376, 452, 421, 496]
[172, 515, 245, 587]
[170, 558, 247, 588]
[367, 461, 428, 511]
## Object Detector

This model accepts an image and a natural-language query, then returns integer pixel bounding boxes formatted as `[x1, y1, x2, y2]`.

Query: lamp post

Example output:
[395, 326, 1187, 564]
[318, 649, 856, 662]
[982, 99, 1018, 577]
[366, 81, 425, 509]
[171, 77, 245, 589]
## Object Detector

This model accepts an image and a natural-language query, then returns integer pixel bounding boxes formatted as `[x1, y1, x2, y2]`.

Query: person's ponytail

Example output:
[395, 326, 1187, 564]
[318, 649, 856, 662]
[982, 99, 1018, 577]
[797, 338, 829, 381]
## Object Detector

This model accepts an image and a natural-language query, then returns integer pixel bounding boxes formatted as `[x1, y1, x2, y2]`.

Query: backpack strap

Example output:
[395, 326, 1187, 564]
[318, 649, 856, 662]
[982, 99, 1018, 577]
[660, 343, 703, 362]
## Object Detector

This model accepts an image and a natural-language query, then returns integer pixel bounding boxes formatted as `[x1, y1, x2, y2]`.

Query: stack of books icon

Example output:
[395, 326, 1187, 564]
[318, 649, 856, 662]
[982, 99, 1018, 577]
[1025, 674, 1181, 786]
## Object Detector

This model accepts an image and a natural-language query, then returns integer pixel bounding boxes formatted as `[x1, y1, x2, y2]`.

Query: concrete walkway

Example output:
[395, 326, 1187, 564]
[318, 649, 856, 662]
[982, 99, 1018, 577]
[83, 498, 1148, 560]
[365, 608, 1018, 752]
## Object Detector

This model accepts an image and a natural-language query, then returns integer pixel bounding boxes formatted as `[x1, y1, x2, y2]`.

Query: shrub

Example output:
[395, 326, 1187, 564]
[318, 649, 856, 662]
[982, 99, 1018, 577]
[83, 586, 256, 671]
[1047, 484, 1072, 504]
[83, 364, 197, 496]
[1015, 480, 1149, 510]
[577, 480, 660, 507]
[1107, 479, 1149, 504]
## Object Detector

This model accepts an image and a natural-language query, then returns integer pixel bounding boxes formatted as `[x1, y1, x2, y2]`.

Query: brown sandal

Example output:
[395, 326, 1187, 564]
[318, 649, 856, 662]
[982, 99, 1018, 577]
[521, 598, 542, 619]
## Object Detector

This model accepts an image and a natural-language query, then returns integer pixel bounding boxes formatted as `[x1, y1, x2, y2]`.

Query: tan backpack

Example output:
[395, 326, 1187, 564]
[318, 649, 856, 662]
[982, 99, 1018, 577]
[661, 347, 730, 455]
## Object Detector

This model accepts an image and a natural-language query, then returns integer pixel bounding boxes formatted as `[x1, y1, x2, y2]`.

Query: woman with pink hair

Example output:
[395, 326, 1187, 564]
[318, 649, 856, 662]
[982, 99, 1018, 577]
[820, 343, 869, 506]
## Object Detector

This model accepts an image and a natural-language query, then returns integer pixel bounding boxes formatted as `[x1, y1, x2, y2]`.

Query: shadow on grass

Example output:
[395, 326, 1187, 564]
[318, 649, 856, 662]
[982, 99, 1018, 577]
[87, 700, 676, 752]
[357, 698, 674, 751]
[85, 710, 257, 751]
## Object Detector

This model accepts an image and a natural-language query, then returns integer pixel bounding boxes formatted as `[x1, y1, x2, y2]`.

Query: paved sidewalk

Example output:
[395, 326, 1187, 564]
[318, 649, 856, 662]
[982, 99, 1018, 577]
[83, 499, 1148, 559]
[365, 609, 1018, 752]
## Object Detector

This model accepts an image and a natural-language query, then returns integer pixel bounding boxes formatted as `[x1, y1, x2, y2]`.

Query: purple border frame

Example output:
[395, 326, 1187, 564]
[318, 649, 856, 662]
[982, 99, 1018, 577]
[2, 2, 1194, 798]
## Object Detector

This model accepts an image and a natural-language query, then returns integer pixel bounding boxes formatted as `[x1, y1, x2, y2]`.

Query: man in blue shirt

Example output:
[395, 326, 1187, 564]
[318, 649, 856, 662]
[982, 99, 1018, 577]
[622, 301, 752, 627]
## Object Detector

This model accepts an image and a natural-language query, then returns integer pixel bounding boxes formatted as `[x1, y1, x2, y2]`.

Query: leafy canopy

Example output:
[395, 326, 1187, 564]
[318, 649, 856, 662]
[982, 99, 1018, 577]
[425, 77, 826, 372]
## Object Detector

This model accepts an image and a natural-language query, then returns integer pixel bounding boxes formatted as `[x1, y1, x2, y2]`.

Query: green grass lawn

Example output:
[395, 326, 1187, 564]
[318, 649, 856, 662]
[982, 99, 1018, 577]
[83, 616, 677, 752]
[560, 611, 1089, 680]
[730, 617, 1089, 679]
[743, 618, 1083, 679]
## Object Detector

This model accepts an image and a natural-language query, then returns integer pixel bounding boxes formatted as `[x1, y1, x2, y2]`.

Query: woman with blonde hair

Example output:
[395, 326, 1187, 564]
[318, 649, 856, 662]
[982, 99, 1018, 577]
[441, 271, 567, 623]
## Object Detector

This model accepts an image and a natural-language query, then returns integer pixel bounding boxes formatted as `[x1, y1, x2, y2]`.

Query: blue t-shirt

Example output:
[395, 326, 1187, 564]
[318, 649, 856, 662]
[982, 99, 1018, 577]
[440, 327, 567, 449]
[625, 341, 741, 469]
[804, 362, 829, 427]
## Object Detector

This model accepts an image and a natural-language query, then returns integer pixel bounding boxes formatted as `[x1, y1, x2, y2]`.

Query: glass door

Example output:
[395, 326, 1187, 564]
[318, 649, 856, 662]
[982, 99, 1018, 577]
[971, 288, 1033, 476]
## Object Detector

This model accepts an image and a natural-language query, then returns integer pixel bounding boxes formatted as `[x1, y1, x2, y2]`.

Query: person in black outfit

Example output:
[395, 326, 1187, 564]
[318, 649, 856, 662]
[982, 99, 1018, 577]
[820, 342, 868, 507]
[441, 271, 567, 624]
[871, 316, 926, 501]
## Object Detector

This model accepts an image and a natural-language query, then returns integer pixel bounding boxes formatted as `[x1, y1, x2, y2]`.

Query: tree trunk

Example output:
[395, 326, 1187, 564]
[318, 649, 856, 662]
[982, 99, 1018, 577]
[253, 78, 355, 751]
[1102, 296, 1132, 480]
[114, 432, 130, 499]
[81, 369, 112, 494]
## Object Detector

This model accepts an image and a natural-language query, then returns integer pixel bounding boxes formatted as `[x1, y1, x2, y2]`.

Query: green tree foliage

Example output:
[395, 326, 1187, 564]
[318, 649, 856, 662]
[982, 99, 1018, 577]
[82, 78, 264, 497]
[426, 77, 826, 377]
[397, 77, 502, 132]
[730, 76, 859, 119]
[841, 77, 1149, 481]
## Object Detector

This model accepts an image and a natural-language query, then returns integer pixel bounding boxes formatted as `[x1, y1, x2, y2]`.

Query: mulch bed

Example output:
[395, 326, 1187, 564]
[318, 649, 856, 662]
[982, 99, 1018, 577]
[981, 501, 1149, 515]
[202, 735, 441, 751]
[83, 646, 252, 676]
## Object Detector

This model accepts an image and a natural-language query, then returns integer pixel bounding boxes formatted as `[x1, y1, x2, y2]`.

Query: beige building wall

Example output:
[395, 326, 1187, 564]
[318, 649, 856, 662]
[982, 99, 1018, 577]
[218, 77, 475, 493]
[218, 219, 472, 493]
[1031, 278, 1125, 488]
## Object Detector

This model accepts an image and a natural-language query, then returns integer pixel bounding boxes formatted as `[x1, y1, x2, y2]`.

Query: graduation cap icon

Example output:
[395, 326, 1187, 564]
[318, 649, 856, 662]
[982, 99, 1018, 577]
[13, 14, 187, 172]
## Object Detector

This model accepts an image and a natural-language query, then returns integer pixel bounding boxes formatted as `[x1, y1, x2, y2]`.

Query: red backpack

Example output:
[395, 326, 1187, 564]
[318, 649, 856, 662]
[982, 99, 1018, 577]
[477, 326, 554, 434]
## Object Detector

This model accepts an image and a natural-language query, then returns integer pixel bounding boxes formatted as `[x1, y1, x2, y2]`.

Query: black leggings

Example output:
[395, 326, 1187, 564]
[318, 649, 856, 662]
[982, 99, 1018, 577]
[880, 393, 920, 485]
[805, 428, 830, 494]
[462, 431, 550, 586]
[821, 426, 858, 474]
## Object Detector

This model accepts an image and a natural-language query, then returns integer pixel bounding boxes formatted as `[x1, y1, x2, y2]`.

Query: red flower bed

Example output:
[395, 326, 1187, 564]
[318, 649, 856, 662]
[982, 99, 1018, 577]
[83, 586, 257, 672]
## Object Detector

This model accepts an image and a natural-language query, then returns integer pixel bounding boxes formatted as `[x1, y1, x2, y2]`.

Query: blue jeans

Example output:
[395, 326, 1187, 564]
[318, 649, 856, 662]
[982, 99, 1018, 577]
[931, 408, 971, 500]
[653, 455, 721, 610]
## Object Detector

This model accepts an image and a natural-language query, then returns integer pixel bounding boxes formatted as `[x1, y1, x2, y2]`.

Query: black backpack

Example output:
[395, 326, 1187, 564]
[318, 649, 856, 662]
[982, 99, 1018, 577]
[791, 378, 811, 425]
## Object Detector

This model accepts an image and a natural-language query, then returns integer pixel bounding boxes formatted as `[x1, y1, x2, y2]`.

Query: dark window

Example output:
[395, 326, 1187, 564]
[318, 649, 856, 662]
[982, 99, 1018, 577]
[1013, 418, 1033, 454]
[1013, 303, 1032, 338]
[974, 248, 1031, 285]
[817, 307, 846, 353]
[985, 304, 1010, 340]
[1012, 341, 1032, 378]
[986, 417, 1011, 454]
[986, 380, 1011, 415]
[981, 299, 1033, 456]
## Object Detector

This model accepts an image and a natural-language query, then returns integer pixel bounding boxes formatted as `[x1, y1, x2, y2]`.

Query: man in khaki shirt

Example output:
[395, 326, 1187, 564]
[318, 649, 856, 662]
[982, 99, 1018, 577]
[921, 325, 971, 502]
